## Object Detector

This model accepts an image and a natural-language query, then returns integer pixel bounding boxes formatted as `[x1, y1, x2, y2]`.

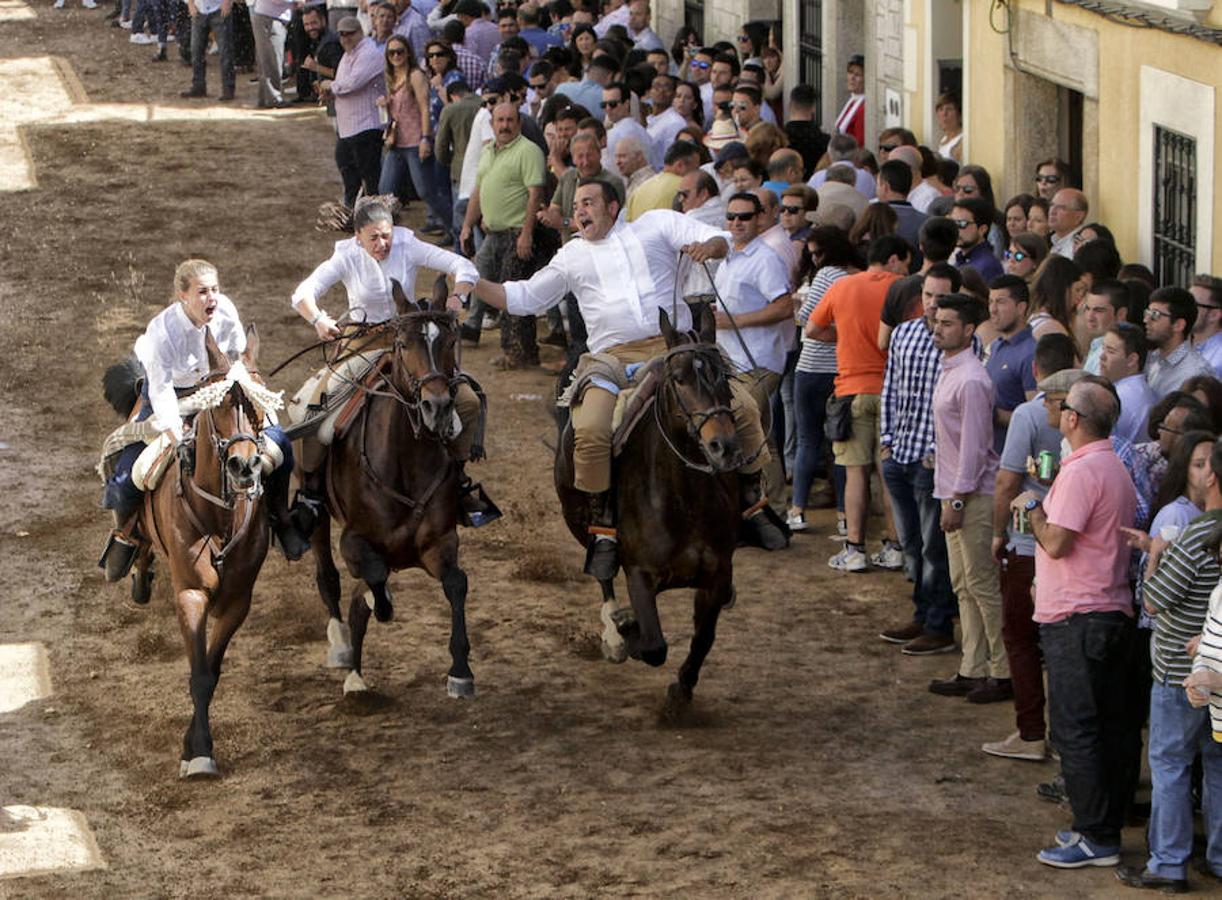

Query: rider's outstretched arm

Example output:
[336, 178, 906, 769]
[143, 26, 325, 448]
[471, 278, 508, 310]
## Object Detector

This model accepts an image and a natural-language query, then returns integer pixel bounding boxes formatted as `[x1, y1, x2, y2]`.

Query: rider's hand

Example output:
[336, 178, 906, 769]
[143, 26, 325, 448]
[314, 315, 340, 341]
[682, 239, 716, 264]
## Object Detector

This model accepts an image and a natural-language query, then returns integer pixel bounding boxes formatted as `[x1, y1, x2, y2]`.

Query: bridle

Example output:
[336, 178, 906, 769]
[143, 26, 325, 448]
[652, 342, 752, 474]
[176, 374, 268, 574]
[386, 309, 460, 439]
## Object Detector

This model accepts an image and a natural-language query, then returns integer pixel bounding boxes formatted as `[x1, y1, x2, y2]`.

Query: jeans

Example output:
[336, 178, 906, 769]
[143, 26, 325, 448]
[1040, 611, 1138, 847]
[190, 9, 235, 94]
[1146, 680, 1222, 879]
[881, 457, 956, 635]
[1000, 551, 1045, 740]
[251, 13, 287, 107]
[335, 128, 382, 207]
[378, 144, 426, 204]
[467, 230, 516, 330]
[131, 0, 170, 41]
[770, 349, 798, 478]
[418, 154, 454, 234]
[792, 370, 835, 509]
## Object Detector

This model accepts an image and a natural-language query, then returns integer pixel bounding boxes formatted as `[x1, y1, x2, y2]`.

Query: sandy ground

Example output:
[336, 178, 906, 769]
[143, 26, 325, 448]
[0, 7, 1179, 898]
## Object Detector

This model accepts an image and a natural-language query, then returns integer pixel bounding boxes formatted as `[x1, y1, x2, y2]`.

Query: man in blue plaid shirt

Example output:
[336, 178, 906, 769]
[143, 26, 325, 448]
[878, 262, 965, 656]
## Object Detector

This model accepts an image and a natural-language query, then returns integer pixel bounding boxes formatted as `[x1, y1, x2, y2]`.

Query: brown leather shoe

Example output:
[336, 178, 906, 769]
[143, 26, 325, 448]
[902, 632, 957, 655]
[928, 673, 983, 696]
[1115, 866, 1188, 893]
[967, 677, 1014, 704]
[879, 621, 923, 644]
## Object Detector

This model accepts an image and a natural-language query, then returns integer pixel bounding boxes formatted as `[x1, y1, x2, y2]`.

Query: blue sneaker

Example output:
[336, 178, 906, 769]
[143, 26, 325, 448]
[1055, 830, 1078, 847]
[1037, 832, 1120, 868]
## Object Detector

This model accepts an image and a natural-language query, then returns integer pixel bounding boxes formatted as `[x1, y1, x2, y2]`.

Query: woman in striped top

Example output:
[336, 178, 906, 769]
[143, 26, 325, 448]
[789, 226, 861, 532]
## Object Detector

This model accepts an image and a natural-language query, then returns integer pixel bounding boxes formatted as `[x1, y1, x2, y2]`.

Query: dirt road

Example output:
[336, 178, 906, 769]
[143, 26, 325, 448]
[0, 9, 1144, 897]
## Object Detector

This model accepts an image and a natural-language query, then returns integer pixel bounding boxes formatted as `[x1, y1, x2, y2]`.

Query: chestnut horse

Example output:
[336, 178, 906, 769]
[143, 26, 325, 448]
[555, 306, 742, 706]
[135, 327, 274, 778]
[312, 280, 475, 700]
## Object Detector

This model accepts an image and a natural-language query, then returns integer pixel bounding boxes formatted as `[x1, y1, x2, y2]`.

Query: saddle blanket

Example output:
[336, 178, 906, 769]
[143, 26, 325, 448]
[283, 348, 388, 445]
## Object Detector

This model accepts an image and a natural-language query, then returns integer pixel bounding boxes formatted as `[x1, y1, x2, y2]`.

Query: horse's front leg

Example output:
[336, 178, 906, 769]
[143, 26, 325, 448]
[671, 571, 732, 705]
[312, 510, 352, 669]
[424, 539, 474, 699]
[625, 568, 666, 668]
[339, 530, 388, 695]
[176, 587, 220, 779]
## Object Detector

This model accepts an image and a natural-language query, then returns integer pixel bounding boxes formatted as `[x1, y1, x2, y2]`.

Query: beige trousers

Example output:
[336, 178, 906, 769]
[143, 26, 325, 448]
[943, 493, 1009, 679]
[742, 368, 783, 511]
[569, 337, 769, 494]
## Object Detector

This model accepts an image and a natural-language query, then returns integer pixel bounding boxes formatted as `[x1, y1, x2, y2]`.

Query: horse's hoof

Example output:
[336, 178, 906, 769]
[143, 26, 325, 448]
[343, 671, 369, 694]
[446, 676, 475, 699]
[639, 643, 668, 668]
[601, 639, 628, 664]
[666, 681, 692, 705]
[325, 618, 353, 669]
[179, 756, 221, 779]
[366, 589, 394, 623]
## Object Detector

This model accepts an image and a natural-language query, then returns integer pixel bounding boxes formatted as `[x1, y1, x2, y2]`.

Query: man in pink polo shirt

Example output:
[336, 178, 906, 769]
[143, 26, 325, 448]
[1012, 374, 1137, 870]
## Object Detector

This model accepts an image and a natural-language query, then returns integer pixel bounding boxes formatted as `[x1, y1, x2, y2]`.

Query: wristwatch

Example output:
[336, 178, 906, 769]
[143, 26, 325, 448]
[1024, 497, 1042, 512]
[950, 499, 965, 512]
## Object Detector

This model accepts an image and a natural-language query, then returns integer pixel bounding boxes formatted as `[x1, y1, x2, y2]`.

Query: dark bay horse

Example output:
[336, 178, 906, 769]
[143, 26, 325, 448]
[135, 328, 273, 778]
[555, 306, 742, 706]
[311, 280, 474, 700]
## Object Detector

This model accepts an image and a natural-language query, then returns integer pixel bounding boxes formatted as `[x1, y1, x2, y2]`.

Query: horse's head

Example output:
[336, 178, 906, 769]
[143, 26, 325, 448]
[389, 277, 459, 439]
[656, 307, 741, 472]
[203, 327, 264, 496]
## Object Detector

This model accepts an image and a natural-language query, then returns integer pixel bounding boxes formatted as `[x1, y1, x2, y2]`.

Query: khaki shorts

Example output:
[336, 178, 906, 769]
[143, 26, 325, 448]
[832, 392, 881, 467]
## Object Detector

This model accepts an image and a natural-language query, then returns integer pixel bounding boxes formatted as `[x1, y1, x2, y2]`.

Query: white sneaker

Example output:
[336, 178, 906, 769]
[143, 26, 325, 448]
[130, 32, 154, 43]
[119, 17, 132, 27]
[981, 730, 1047, 761]
[870, 540, 904, 571]
[827, 518, 848, 541]
[82, 0, 98, 7]
[828, 546, 868, 573]
[785, 510, 808, 532]
[166, 32, 174, 40]
[54, 0, 66, 8]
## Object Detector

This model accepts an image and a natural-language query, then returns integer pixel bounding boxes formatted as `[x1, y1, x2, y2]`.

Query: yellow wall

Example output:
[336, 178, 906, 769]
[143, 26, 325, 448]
[966, 0, 1221, 272]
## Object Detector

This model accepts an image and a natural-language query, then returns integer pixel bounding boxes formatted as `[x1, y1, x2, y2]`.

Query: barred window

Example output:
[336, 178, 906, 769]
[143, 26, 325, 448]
[1152, 126, 1196, 288]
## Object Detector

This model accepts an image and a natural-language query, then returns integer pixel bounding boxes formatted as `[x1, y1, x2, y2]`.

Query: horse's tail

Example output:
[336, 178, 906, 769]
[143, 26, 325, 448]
[103, 354, 143, 418]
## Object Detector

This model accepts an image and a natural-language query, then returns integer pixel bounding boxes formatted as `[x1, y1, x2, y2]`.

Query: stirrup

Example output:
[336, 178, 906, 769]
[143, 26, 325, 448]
[99, 531, 139, 582]
[289, 489, 325, 537]
[459, 479, 502, 528]
[584, 528, 619, 580]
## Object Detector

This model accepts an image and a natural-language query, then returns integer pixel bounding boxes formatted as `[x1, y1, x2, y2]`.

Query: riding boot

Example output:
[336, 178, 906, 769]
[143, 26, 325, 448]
[98, 511, 141, 581]
[739, 472, 789, 551]
[266, 469, 311, 561]
[457, 463, 501, 528]
[583, 490, 619, 580]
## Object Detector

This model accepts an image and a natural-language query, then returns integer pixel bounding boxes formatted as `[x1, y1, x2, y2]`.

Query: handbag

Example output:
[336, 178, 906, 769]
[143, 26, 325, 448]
[825, 394, 855, 443]
[382, 115, 396, 149]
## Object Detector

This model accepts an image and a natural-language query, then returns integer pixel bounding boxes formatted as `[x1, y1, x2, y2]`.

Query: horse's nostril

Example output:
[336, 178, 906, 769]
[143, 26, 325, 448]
[708, 438, 724, 457]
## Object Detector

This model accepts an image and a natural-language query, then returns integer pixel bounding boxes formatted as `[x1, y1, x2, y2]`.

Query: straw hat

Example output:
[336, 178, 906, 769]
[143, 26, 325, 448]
[703, 118, 743, 152]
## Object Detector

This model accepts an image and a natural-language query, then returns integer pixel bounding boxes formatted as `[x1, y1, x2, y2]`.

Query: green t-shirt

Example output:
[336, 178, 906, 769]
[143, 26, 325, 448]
[475, 134, 547, 231]
[552, 166, 626, 218]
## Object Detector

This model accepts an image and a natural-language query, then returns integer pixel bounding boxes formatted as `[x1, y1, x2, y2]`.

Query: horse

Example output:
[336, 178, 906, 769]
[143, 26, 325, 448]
[132, 327, 274, 778]
[555, 305, 742, 707]
[311, 279, 475, 700]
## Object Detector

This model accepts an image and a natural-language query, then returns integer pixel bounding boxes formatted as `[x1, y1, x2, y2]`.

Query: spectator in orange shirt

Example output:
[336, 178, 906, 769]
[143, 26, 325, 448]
[807, 234, 912, 570]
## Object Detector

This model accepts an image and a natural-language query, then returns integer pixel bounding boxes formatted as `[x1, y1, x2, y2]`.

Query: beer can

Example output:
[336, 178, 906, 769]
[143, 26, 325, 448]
[1015, 507, 1030, 534]
[1037, 451, 1056, 481]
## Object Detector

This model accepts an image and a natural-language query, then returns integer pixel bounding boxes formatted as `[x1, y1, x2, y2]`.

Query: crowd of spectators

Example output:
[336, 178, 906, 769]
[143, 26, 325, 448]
[65, 0, 1222, 885]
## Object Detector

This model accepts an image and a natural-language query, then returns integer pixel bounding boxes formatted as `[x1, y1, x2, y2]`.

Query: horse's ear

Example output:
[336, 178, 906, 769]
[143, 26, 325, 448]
[391, 278, 411, 315]
[659, 308, 677, 347]
[430, 274, 449, 311]
[205, 328, 230, 374]
[241, 323, 259, 368]
[696, 302, 717, 343]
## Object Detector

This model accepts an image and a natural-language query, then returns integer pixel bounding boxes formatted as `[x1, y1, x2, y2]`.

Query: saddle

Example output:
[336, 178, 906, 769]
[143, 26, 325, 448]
[610, 359, 664, 458]
[282, 348, 390, 445]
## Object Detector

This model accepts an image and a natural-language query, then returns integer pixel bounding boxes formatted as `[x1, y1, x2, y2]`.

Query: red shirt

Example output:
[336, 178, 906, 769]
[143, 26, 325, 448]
[809, 269, 898, 396]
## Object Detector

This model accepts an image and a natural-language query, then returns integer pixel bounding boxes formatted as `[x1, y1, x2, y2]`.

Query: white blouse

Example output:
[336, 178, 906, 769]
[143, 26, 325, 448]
[291, 226, 479, 325]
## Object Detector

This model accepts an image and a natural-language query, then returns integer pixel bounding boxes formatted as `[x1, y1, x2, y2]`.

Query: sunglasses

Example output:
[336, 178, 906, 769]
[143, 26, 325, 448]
[1059, 400, 1082, 416]
[952, 219, 973, 230]
[339, 28, 358, 35]
[691, 60, 710, 70]
[780, 205, 803, 215]
[954, 183, 977, 194]
[530, 81, 547, 90]
[484, 97, 500, 106]
[737, 34, 750, 41]
[1035, 174, 1061, 184]
[725, 211, 756, 222]
[388, 47, 407, 56]
[879, 143, 897, 153]
[600, 99, 622, 108]
[1003, 249, 1028, 262]
[730, 102, 750, 111]
[426, 51, 449, 58]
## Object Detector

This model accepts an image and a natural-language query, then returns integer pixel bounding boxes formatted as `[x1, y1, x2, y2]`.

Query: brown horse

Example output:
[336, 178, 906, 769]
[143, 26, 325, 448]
[555, 306, 742, 706]
[311, 280, 475, 700]
[135, 327, 272, 778]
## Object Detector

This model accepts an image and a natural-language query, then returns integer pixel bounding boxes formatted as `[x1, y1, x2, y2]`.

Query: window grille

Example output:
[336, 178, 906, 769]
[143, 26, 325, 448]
[1152, 126, 1197, 288]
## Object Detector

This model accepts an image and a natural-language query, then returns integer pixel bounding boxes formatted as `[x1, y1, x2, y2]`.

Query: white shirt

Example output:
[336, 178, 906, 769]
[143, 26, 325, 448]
[908, 179, 942, 214]
[759, 222, 799, 289]
[682, 195, 726, 297]
[646, 107, 686, 160]
[713, 238, 793, 374]
[632, 27, 664, 52]
[593, 2, 629, 36]
[292, 226, 479, 324]
[1051, 226, 1082, 259]
[135, 295, 246, 440]
[503, 209, 728, 353]
[606, 116, 660, 174]
[699, 81, 714, 130]
[459, 107, 493, 201]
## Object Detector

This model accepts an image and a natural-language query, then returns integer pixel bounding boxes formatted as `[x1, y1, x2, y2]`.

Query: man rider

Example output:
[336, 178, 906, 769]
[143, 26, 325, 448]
[469, 178, 787, 579]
